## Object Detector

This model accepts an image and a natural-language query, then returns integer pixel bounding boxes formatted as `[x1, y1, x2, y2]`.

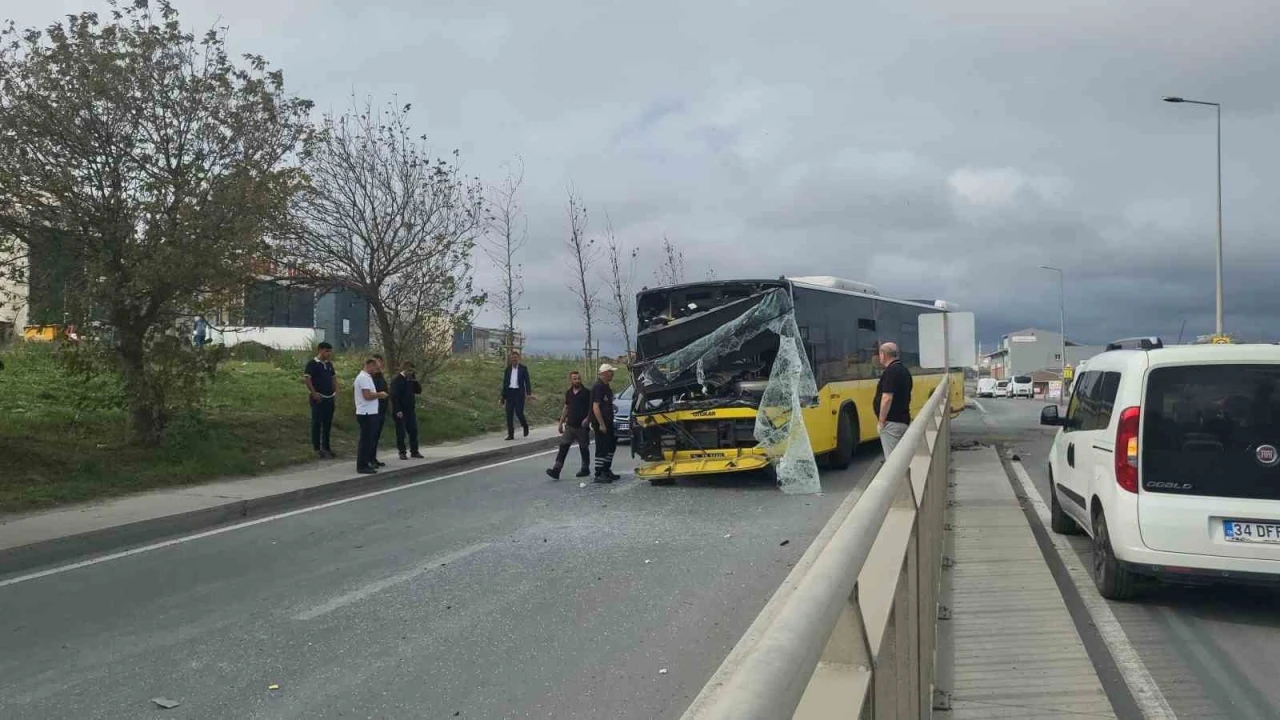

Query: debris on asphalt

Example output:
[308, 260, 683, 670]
[268, 684, 280, 691]
[151, 698, 181, 709]
[723, 534, 732, 539]
[644, 559, 652, 564]
[579, 482, 587, 488]
[1011, 453, 1021, 462]
[780, 540, 791, 547]
[951, 439, 989, 451]
[659, 668, 668, 675]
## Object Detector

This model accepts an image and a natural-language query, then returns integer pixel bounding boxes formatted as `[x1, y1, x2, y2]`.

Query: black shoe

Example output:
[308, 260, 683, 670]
[593, 475, 614, 484]
[373, 459, 386, 468]
[316, 450, 326, 459]
[605, 470, 622, 481]
[357, 467, 377, 475]
[523, 427, 529, 437]
[505, 435, 515, 441]
[575, 468, 591, 478]
[399, 453, 408, 460]
[323, 450, 336, 459]
[546, 468, 561, 480]
[410, 452, 424, 459]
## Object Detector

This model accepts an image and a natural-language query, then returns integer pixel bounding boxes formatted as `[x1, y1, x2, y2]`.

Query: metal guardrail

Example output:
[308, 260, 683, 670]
[682, 376, 952, 720]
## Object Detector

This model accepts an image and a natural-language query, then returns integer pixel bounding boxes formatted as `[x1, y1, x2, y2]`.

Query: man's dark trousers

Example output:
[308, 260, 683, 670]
[552, 427, 590, 473]
[504, 388, 528, 438]
[594, 428, 617, 475]
[395, 410, 420, 457]
[310, 397, 335, 452]
[356, 414, 379, 470]
[371, 408, 387, 463]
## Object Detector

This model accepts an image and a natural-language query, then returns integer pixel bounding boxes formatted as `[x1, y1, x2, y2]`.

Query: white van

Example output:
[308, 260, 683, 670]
[1041, 338, 1280, 599]
[977, 378, 998, 398]
[1009, 374, 1034, 399]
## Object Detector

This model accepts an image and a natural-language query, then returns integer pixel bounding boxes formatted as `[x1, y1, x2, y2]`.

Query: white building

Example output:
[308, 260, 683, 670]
[0, 250, 27, 344]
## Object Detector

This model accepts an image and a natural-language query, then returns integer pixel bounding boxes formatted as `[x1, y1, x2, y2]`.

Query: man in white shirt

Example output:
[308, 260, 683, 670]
[354, 358, 389, 474]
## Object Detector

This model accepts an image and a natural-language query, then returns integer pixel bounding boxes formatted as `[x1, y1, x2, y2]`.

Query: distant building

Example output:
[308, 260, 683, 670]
[453, 325, 523, 357]
[0, 249, 26, 345]
[209, 279, 371, 350]
[984, 328, 1103, 380]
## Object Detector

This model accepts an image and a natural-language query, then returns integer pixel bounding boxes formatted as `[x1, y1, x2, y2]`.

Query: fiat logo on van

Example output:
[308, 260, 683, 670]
[1257, 445, 1280, 468]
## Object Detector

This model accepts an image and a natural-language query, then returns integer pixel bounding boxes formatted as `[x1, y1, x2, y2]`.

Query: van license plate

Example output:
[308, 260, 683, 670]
[1223, 520, 1280, 544]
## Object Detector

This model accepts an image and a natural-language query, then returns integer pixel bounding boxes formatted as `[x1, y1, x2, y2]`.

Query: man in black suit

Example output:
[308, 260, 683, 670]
[390, 361, 424, 460]
[500, 350, 533, 440]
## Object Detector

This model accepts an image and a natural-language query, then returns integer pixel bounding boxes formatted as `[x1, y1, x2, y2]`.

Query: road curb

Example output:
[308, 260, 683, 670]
[0, 436, 560, 579]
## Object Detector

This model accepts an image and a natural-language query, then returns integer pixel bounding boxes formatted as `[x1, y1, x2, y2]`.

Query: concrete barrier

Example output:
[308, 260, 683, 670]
[683, 377, 952, 720]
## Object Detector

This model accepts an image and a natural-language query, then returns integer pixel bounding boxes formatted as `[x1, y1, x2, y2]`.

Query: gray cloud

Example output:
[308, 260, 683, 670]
[9, 0, 1280, 352]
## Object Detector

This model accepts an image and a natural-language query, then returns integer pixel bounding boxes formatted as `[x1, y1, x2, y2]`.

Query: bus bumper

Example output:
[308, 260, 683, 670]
[634, 450, 771, 480]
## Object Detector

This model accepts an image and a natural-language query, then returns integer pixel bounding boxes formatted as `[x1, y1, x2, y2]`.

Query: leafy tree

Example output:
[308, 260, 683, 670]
[0, 1, 313, 443]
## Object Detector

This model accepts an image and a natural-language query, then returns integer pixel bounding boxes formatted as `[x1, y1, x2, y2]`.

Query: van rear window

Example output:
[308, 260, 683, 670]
[1143, 365, 1280, 500]
[1014, 375, 1032, 383]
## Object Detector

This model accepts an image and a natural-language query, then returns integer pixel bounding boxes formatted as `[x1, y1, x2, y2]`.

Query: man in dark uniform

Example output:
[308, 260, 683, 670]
[390, 361, 424, 460]
[303, 342, 338, 459]
[370, 354, 389, 467]
[591, 363, 620, 483]
[500, 350, 533, 440]
[545, 370, 592, 479]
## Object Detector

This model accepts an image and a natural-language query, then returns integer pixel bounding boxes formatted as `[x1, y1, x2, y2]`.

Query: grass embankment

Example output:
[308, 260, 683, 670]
[0, 345, 625, 513]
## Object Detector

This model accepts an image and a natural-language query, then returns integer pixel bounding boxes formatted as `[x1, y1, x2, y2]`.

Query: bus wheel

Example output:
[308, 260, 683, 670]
[831, 409, 856, 470]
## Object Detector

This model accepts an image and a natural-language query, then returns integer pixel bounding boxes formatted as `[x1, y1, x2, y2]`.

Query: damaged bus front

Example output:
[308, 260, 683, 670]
[629, 276, 965, 491]
[630, 281, 822, 493]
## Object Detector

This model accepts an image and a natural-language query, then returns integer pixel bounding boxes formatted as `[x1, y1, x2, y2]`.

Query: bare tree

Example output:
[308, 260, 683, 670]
[283, 96, 485, 375]
[564, 187, 598, 366]
[601, 215, 637, 360]
[655, 235, 686, 286]
[483, 157, 526, 356]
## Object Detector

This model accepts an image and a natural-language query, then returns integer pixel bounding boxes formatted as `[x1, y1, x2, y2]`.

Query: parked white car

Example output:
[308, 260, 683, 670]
[1041, 337, 1280, 600]
[1009, 375, 1034, 399]
[976, 378, 998, 398]
[994, 380, 1010, 398]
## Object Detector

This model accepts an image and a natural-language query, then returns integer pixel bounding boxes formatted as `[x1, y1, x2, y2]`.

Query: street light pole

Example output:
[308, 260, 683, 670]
[1039, 265, 1066, 404]
[1163, 96, 1224, 336]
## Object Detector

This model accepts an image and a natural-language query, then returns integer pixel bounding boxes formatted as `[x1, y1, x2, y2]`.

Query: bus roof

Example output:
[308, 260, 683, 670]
[636, 277, 950, 312]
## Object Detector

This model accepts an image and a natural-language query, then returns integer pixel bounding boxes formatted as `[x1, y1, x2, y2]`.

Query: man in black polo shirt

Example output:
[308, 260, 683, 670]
[591, 363, 620, 483]
[546, 371, 592, 480]
[303, 342, 338, 459]
[874, 341, 913, 460]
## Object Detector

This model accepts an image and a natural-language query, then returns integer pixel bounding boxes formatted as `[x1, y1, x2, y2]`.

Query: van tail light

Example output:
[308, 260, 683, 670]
[1115, 406, 1140, 493]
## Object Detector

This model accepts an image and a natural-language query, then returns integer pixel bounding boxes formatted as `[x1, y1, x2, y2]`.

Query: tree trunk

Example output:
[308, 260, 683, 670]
[117, 333, 162, 446]
[372, 303, 399, 373]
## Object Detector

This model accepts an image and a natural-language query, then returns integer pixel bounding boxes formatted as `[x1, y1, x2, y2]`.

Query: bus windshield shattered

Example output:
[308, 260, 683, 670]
[630, 281, 822, 493]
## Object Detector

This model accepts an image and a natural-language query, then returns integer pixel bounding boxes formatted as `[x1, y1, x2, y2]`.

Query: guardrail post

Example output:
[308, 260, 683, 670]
[795, 590, 873, 718]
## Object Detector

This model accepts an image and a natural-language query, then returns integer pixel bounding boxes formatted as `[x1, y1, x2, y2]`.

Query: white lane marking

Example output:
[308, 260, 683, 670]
[294, 542, 490, 621]
[970, 398, 988, 415]
[1011, 460, 1178, 720]
[0, 450, 557, 589]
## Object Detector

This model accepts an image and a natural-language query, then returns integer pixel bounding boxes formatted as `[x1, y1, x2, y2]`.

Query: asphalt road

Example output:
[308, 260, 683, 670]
[0, 444, 880, 720]
[962, 397, 1280, 720]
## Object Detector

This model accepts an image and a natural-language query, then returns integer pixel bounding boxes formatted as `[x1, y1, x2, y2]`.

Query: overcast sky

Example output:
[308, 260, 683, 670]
[9, 0, 1280, 353]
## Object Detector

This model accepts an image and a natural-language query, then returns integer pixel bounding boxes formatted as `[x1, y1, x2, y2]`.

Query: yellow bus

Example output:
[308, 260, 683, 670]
[629, 276, 965, 485]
